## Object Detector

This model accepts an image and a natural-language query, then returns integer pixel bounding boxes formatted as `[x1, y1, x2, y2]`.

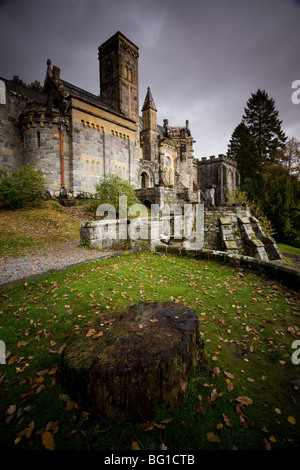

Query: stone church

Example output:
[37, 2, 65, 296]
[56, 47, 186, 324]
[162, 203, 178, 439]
[0, 31, 239, 207]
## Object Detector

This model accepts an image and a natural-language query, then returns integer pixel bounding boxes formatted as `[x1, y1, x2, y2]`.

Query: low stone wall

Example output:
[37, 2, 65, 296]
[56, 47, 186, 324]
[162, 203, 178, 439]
[80, 218, 161, 251]
[154, 244, 300, 291]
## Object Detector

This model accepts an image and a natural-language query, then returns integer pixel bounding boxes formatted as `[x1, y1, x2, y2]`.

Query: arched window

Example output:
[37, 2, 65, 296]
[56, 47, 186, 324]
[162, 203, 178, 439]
[141, 171, 150, 189]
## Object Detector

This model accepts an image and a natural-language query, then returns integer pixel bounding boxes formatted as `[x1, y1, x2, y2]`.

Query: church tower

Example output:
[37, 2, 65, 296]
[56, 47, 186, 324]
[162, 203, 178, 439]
[141, 87, 158, 162]
[98, 31, 139, 123]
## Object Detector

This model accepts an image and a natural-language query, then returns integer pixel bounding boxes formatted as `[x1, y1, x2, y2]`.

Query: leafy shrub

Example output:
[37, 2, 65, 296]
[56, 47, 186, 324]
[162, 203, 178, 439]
[94, 174, 140, 216]
[0, 164, 45, 209]
[226, 188, 275, 237]
[225, 187, 249, 205]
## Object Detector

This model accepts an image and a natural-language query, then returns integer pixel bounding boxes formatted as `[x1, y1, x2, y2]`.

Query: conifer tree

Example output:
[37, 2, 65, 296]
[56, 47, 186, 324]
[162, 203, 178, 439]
[227, 122, 257, 181]
[242, 89, 287, 167]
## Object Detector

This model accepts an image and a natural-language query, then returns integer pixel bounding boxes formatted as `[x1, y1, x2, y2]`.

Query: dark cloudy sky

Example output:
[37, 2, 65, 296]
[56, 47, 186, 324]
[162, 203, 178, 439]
[0, 0, 299, 158]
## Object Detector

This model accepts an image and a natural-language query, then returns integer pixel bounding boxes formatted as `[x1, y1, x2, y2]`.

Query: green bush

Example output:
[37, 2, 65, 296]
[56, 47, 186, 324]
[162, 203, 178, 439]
[0, 164, 45, 209]
[94, 174, 140, 216]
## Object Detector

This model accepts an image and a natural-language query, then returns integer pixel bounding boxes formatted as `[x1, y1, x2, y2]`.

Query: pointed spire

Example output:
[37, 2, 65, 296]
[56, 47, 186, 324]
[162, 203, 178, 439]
[142, 87, 157, 111]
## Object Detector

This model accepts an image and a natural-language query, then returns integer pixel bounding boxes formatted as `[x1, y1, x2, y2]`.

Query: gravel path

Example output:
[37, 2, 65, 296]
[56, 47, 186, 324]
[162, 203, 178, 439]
[0, 240, 116, 288]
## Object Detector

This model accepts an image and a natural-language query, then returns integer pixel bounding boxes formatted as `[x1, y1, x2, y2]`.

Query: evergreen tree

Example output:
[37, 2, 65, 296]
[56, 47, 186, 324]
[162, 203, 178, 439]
[242, 89, 287, 167]
[227, 122, 257, 182]
[227, 90, 299, 246]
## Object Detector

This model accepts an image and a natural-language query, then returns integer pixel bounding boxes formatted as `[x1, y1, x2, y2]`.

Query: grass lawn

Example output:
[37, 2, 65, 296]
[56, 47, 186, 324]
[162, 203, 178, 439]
[277, 243, 300, 268]
[0, 251, 299, 451]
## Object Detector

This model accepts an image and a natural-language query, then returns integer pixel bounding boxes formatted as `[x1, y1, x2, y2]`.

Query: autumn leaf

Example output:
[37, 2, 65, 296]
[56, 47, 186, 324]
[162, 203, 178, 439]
[86, 328, 96, 338]
[223, 371, 234, 379]
[287, 416, 296, 425]
[18, 421, 35, 439]
[131, 440, 141, 450]
[92, 331, 103, 339]
[236, 396, 253, 406]
[137, 421, 154, 432]
[222, 413, 233, 427]
[206, 432, 220, 443]
[41, 430, 55, 450]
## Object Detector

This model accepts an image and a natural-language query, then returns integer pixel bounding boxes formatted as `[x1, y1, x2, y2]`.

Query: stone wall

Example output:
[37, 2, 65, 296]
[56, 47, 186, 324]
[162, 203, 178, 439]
[0, 89, 26, 171]
[22, 110, 72, 192]
[80, 205, 281, 262]
[70, 118, 138, 195]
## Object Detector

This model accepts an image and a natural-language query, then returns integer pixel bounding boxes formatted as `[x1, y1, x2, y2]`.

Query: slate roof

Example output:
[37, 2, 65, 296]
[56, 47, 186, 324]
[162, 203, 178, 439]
[61, 80, 126, 116]
[1, 77, 47, 105]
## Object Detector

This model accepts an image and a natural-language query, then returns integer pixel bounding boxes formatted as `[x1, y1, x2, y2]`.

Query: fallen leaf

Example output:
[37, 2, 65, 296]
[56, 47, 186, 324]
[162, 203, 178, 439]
[224, 371, 234, 379]
[92, 331, 103, 339]
[137, 421, 154, 432]
[206, 432, 220, 443]
[269, 435, 276, 443]
[149, 319, 158, 323]
[41, 431, 55, 450]
[236, 396, 253, 406]
[275, 408, 281, 415]
[86, 328, 96, 338]
[131, 440, 141, 450]
[287, 416, 296, 425]
[18, 421, 35, 439]
[48, 366, 58, 376]
[222, 413, 233, 427]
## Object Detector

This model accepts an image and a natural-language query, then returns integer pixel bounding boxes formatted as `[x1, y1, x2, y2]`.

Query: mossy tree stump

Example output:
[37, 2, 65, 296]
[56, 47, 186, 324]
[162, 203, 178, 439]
[61, 301, 204, 423]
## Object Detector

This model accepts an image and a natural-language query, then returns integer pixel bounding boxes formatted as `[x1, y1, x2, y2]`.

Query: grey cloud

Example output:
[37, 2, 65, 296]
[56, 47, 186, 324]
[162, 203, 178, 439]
[0, 0, 299, 157]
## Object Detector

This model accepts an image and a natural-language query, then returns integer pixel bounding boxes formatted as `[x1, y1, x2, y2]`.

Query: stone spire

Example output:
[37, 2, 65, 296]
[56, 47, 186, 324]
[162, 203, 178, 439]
[142, 87, 157, 111]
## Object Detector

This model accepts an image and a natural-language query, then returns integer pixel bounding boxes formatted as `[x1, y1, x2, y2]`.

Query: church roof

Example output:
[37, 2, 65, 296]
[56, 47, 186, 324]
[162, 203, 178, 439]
[61, 80, 126, 116]
[0, 76, 47, 105]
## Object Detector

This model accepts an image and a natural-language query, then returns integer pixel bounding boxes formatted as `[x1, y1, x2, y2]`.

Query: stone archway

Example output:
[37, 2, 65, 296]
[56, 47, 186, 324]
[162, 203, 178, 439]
[138, 167, 155, 189]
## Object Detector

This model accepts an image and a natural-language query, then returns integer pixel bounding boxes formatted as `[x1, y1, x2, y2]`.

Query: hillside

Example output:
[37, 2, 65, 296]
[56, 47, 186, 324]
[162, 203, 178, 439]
[0, 200, 87, 258]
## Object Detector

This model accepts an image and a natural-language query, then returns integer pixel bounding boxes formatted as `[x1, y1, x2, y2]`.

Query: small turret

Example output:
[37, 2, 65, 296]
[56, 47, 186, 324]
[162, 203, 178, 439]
[142, 87, 157, 131]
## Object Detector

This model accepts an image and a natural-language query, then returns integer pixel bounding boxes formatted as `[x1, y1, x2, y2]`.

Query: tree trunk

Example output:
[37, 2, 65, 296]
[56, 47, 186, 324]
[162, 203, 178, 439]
[61, 301, 205, 423]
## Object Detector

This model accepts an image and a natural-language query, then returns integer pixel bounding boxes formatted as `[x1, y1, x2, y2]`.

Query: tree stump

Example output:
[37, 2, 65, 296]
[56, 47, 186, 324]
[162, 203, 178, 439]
[61, 301, 204, 423]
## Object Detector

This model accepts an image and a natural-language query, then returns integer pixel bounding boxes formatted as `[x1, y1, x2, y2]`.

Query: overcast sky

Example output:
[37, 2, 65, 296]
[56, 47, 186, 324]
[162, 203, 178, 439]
[0, 0, 299, 158]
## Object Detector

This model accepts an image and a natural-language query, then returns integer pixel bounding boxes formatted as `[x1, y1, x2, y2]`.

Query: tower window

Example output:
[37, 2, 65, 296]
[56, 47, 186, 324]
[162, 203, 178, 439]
[37, 131, 41, 147]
